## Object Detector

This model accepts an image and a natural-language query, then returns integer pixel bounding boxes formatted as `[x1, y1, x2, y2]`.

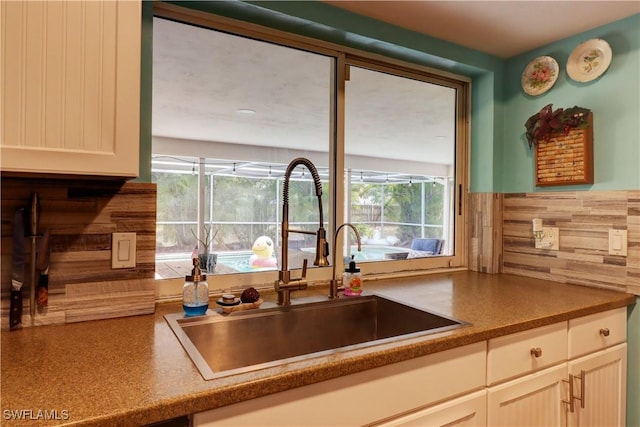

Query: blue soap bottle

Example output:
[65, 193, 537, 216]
[183, 258, 209, 316]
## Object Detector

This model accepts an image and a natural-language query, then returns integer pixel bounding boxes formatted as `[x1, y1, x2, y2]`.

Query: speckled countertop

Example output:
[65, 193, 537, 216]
[1, 271, 635, 426]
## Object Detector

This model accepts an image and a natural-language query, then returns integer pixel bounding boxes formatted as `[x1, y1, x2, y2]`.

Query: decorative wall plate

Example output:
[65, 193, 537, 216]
[567, 39, 612, 82]
[521, 56, 559, 96]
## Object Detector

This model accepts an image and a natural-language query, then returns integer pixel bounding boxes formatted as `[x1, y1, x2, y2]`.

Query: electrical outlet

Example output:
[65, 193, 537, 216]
[112, 232, 136, 268]
[535, 227, 559, 250]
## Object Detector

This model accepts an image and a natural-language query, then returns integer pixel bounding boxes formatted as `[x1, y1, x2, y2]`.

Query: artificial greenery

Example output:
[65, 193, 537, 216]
[525, 104, 590, 148]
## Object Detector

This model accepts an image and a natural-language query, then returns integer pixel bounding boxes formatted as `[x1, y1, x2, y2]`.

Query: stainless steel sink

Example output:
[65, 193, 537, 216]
[165, 294, 467, 380]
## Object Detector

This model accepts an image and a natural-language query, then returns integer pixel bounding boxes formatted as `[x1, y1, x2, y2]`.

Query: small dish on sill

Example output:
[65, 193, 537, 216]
[220, 298, 263, 314]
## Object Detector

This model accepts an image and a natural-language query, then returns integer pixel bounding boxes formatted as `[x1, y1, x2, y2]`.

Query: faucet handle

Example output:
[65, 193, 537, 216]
[313, 228, 330, 266]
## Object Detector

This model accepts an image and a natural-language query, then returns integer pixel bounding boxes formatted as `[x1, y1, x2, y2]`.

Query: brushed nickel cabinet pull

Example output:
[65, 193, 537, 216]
[575, 370, 586, 409]
[599, 328, 610, 337]
[530, 347, 542, 358]
[562, 374, 575, 413]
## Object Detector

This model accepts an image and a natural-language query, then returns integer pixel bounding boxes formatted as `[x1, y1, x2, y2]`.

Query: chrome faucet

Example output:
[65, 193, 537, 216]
[329, 223, 362, 299]
[275, 158, 330, 305]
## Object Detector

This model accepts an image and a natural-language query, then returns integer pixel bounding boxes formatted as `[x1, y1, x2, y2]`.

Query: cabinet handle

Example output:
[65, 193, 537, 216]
[530, 347, 542, 358]
[563, 374, 575, 413]
[599, 328, 610, 337]
[575, 370, 586, 409]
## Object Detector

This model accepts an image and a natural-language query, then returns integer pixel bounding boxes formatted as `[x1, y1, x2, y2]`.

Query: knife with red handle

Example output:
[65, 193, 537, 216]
[36, 229, 50, 308]
[10, 208, 26, 329]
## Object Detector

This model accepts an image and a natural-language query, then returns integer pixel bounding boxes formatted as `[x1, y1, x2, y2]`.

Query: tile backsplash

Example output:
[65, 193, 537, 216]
[502, 190, 639, 295]
[3, 180, 636, 330]
[1, 178, 156, 329]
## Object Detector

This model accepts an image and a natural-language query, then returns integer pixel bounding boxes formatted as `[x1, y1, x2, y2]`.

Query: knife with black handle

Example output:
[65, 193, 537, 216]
[10, 208, 26, 329]
[29, 193, 40, 317]
[36, 229, 50, 308]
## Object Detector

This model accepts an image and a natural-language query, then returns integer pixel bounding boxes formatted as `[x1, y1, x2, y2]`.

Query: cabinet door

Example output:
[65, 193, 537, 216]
[568, 343, 626, 427]
[1, 0, 140, 177]
[377, 390, 487, 427]
[488, 364, 568, 427]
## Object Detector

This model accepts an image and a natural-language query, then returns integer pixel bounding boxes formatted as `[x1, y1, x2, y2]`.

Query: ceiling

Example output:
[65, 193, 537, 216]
[323, 1, 640, 58]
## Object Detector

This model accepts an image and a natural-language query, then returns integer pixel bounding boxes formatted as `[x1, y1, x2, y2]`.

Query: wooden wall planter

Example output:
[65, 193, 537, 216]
[535, 113, 593, 187]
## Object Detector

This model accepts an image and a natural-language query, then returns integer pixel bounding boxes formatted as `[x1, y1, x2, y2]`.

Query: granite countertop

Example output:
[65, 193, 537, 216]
[1, 271, 635, 426]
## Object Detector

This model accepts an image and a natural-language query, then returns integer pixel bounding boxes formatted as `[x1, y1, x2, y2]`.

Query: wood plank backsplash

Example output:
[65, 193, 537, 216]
[1, 178, 156, 329]
[502, 190, 639, 295]
[468, 193, 503, 274]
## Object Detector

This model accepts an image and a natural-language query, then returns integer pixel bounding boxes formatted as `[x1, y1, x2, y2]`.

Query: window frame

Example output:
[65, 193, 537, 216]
[153, 2, 470, 292]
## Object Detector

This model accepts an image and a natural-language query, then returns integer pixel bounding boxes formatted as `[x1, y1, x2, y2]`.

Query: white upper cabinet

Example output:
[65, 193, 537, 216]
[1, 0, 141, 177]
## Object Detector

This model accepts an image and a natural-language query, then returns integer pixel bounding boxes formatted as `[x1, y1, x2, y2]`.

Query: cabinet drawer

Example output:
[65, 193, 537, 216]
[487, 322, 567, 385]
[569, 307, 626, 358]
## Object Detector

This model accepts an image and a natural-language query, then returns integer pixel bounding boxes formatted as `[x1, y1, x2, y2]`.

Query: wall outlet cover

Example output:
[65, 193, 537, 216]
[608, 229, 628, 256]
[535, 227, 559, 251]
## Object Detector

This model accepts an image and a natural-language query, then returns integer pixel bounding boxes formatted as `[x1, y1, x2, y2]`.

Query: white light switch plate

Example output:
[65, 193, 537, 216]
[112, 232, 136, 268]
[608, 229, 627, 256]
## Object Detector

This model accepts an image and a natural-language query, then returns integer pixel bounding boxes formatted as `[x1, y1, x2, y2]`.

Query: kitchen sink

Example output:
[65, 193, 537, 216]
[165, 294, 467, 380]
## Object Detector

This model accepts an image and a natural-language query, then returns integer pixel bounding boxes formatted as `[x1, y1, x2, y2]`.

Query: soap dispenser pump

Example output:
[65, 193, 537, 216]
[342, 255, 363, 296]
[183, 257, 209, 316]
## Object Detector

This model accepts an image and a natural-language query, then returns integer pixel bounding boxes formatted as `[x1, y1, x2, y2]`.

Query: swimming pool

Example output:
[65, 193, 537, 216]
[216, 251, 274, 273]
[217, 245, 408, 273]
[156, 245, 409, 277]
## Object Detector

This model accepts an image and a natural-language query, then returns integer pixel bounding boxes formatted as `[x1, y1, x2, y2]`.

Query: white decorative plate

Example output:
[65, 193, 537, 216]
[567, 39, 612, 82]
[521, 56, 559, 96]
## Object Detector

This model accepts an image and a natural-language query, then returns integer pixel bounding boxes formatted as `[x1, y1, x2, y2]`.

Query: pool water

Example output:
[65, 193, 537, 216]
[217, 251, 276, 273]
[350, 245, 407, 261]
[217, 246, 408, 273]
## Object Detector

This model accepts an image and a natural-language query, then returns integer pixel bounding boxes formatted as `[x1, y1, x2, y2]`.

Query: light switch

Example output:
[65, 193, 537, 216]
[118, 240, 130, 261]
[112, 232, 136, 268]
[608, 229, 627, 256]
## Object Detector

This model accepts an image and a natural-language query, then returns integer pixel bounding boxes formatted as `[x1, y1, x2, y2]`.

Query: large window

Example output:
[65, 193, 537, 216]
[344, 64, 456, 260]
[152, 6, 469, 284]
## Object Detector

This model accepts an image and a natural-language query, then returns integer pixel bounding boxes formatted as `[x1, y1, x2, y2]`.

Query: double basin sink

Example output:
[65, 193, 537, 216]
[165, 294, 467, 380]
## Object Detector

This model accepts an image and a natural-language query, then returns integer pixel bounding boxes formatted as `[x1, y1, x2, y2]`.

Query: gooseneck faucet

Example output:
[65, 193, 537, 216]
[329, 223, 362, 299]
[275, 158, 330, 305]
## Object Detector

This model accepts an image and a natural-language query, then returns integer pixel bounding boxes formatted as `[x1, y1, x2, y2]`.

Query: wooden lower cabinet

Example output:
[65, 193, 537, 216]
[567, 343, 627, 427]
[485, 350, 628, 427]
[193, 342, 486, 426]
[487, 364, 568, 427]
[376, 390, 487, 427]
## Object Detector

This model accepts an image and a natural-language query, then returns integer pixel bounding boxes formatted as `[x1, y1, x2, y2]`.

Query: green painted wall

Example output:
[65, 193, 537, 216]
[502, 14, 640, 193]
[629, 299, 640, 427]
[137, 0, 153, 183]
